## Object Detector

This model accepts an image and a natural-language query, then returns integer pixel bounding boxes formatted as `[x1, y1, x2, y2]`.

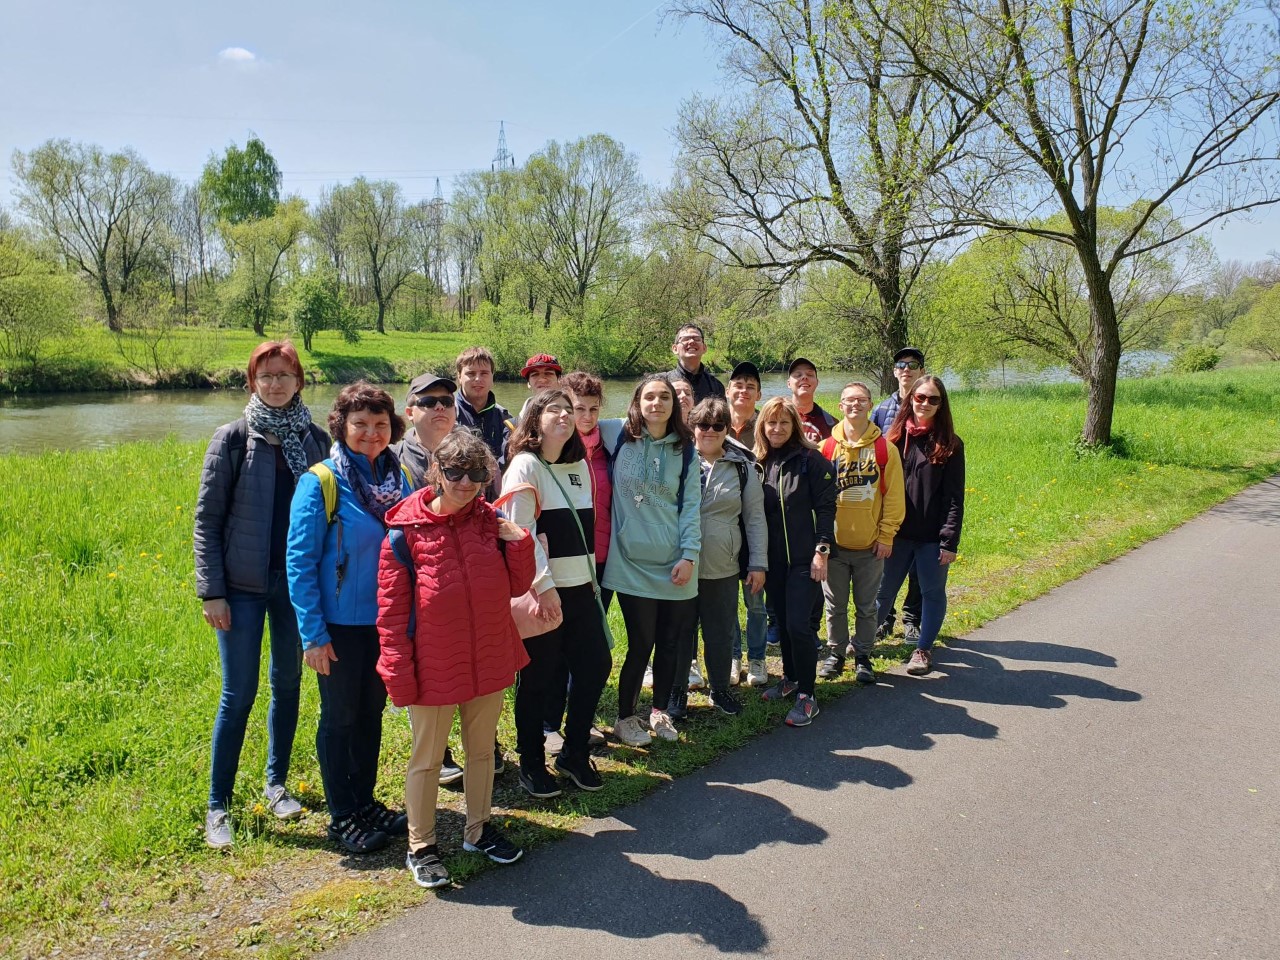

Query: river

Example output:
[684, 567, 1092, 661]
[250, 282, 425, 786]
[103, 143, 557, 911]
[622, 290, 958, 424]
[0, 354, 1167, 456]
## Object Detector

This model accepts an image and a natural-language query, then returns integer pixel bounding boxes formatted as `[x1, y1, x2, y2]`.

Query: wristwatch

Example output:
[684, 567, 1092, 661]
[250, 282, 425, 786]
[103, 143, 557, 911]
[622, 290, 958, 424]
[815, 543, 831, 556]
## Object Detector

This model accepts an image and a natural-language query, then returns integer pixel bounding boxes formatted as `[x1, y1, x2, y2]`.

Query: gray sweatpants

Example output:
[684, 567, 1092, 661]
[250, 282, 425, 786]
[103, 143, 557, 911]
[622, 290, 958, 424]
[822, 545, 884, 658]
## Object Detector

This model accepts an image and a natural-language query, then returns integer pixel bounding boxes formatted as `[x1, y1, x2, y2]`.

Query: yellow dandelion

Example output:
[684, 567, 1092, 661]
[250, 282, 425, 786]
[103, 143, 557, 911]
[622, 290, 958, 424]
[155, 553, 163, 559]
[139, 551, 149, 557]
[252, 802, 266, 816]
[297, 781, 310, 794]
[107, 572, 118, 579]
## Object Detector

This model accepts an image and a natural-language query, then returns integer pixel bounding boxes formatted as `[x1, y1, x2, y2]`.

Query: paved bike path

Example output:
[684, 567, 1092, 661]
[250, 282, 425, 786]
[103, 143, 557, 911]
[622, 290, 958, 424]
[329, 476, 1280, 960]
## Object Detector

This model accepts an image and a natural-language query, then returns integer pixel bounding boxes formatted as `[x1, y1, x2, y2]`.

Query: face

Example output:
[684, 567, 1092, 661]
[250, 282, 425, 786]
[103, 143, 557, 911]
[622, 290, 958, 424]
[895, 357, 925, 393]
[763, 413, 793, 449]
[437, 461, 489, 511]
[458, 363, 492, 403]
[672, 379, 695, 419]
[693, 419, 728, 458]
[252, 357, 299, 409]
[838, 387, 872, 424]
[407, 386, 457, 448]
[788, 365, 818, 402]
[527, 368, 560, 391]
[673, 328, 707, 367]
[569, 392, 602, 435]
[538, 398, 576, 448]
[911, 381, 943, 423]
[728, 377, 760, 413]
[639, 381, 674, 430]
[344, 407, 393, 461]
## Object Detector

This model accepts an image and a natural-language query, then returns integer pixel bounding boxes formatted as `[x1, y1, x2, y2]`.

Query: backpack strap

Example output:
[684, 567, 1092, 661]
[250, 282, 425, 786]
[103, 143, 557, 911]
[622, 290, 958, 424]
[874, 435, 888, 496]
[675, 441, 694, 515]
[492, 482, 541, 520]
[308, 463, 339, 524]
[225, 418, 249, 489]
[820, 437, 837, 461]
[400, 462, 416, 492]
[387, 527, 417, 640]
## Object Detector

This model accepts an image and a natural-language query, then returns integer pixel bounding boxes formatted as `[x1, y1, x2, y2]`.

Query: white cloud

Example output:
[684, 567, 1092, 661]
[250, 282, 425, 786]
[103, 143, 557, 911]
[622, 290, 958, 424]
[217, 47, 257, 63]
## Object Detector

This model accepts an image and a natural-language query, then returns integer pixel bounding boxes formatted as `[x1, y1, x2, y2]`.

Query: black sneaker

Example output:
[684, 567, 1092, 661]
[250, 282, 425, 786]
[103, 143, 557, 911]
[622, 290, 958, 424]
[666, 699, 688, 721]
[358, 799, 408, 836]
[406, 845, 450, 889]
[854, 656, 876, 685]
[554, 751, 604, 791]
[494, 740, 506, 775]
[463, 823, 523, 864]
[817, 654, 845, 679]
[440, 747, 464, 786]
[709, 688, 743, 716]
[518, 764, 563, 799]
[328, 813, 389, 854]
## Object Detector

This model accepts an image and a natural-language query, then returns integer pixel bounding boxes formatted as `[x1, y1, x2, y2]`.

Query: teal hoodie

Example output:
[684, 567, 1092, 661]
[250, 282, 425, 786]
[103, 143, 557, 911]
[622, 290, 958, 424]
[601, 426, 702, 601]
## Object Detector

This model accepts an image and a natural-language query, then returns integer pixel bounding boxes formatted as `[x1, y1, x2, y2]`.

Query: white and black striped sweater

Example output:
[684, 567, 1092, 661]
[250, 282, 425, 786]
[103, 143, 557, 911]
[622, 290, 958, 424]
[501, 452, 596, 593]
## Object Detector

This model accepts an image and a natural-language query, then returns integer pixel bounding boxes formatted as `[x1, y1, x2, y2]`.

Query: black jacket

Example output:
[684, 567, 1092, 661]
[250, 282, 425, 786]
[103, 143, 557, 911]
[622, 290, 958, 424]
[894, 431, 965, 551]
[455, 390, 512, 467]
[761, 444, 836, 568]
[668, 363, 726, 403]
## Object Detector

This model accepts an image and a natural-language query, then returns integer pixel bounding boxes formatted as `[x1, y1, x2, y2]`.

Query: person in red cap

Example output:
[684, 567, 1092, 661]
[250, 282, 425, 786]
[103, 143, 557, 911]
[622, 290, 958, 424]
[516, 354, 564, 422]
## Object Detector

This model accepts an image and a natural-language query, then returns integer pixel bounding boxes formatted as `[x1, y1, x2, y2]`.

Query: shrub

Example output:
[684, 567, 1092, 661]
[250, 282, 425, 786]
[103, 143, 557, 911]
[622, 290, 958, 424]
[1171, 344, 1221, 373]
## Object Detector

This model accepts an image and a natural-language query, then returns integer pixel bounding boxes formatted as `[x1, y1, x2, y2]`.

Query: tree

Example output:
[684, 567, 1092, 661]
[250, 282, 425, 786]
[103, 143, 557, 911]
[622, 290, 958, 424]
[1228, 282, 1280, 361]
[0, 232, 79, 378]
[333, 178, 414, 334]
[200, 136, 282, 225]
[447, 168, 523, 312]
[12, 139, 177, 331]
[287, 269, 359, 351]
[882, 0, 1280, 445]
[222, 198, 306, 335]
[666, 0, 988, 391]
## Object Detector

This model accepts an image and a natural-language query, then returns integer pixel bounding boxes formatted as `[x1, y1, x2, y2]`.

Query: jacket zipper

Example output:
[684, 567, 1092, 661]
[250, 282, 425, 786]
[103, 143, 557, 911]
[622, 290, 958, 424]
[778, 458, 792, 566]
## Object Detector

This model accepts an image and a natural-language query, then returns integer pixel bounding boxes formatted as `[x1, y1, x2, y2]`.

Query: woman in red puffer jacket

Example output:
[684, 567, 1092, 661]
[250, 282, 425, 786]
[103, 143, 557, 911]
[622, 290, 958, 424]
[376, 430, 534, 888]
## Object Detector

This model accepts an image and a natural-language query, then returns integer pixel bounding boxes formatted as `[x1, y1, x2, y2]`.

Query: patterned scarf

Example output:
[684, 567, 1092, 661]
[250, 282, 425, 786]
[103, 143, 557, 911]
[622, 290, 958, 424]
[330, 442, 404, 525]
[244, 393, 314, 480]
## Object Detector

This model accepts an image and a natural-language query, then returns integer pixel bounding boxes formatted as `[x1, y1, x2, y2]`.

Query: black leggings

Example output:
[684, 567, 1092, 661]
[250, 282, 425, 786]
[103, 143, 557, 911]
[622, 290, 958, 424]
[766, 566, 820, 697]
[616, 593, 698, 719]
[544, 563, 613, 733]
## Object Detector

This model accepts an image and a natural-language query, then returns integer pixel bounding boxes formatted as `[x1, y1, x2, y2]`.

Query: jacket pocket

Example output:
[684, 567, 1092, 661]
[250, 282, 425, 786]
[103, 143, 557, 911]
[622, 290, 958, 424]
[617, 515, 679, 566]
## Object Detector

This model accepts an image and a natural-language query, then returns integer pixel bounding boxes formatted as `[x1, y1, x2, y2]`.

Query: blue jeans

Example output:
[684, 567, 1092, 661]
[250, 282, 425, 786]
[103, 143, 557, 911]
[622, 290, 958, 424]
[732, 579, 768, 661]
[875, 539, 950, 650]
[208, 570, 302, 810]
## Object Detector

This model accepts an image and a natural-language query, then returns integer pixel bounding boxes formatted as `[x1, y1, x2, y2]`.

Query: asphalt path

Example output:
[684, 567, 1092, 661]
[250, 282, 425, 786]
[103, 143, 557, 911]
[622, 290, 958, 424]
[328, 476, 1280, 960]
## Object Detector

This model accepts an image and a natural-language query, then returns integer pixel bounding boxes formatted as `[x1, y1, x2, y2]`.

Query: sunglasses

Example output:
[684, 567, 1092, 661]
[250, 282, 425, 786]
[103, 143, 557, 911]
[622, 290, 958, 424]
[895, 360, 923, 371]
[441, 465, 491, 483]
[912, 393, 942, 406]
[694, 421, 728, 432]
[414, 395, 455, 410]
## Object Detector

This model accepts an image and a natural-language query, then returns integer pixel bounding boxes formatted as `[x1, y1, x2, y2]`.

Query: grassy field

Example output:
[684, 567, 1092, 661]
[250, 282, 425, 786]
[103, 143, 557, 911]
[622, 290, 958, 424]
[2, 364, 1278, 959]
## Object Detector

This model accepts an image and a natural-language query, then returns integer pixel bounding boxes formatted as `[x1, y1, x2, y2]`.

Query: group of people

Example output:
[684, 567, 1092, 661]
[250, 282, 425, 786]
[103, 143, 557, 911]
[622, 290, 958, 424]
[193, 325, 965, 889]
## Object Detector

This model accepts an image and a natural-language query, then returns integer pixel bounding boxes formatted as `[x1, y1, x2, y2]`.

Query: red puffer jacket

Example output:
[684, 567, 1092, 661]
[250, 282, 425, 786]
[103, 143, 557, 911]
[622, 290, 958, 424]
[376, 488, 535, 707]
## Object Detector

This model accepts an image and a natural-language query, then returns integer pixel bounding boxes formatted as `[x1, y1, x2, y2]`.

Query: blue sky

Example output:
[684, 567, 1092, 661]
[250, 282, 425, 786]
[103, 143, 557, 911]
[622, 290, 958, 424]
[1, 0, 1275, 262]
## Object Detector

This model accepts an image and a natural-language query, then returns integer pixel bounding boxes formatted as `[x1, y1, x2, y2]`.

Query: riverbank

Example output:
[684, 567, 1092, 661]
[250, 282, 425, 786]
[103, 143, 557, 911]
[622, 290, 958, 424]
[3, 365, 1278, 960]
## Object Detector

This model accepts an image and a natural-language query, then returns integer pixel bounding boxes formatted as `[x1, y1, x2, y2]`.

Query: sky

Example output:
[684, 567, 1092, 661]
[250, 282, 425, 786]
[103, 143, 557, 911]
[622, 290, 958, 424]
[0, 0, 1276, 264]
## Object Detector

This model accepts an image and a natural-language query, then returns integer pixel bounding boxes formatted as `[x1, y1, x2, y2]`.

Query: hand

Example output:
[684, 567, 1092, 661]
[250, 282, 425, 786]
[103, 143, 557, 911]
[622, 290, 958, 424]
[939, 548, 958, 565]
[671, 558, 695, 587]
[497, 518, 527, 542]
[810, 552, 828, 583]
[535, 586, 562, 622]
[745, 570, 765, 595]
[872, 541, 893, 560]
[304, 643, 339, 676]
[202, 598, 230, 631]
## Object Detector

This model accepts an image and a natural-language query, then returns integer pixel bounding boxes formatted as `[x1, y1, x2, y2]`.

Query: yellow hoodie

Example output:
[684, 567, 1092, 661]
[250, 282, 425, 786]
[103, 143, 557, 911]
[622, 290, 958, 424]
[824, 419, 905, 550]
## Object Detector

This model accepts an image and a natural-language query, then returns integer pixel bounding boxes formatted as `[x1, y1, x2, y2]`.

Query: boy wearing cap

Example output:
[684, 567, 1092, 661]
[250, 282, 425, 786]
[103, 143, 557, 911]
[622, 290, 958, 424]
[454, 347, 512, 468]
[727, 361, 761, 448]
[669, 323, 726, 403]
[788, 358, 836, 443]
[515, 353, 563, 423]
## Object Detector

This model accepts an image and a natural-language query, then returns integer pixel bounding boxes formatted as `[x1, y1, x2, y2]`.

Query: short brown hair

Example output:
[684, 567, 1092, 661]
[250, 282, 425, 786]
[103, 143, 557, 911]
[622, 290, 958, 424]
[327, 381, 405, 446]
[690, 397, 730, 428]
[247, 341, 304, 392]
[455, 346, 495, 375]
[427, 430, 498, 490]
[506, 389, 588, 464]
[561, 371, 604, 399]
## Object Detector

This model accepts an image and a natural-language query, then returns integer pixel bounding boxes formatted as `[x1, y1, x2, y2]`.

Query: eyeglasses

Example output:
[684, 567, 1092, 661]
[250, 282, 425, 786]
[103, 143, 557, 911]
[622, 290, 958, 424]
[441, 465, 491, 483]
[839, 396, 871, 406]
[256, 373, 297, 384]
[895, 360, 923, 371]
[414, 395, 455, 410]
[676, 336, 705, 346]
[694, 422, 728, 432]
[912, 393, 942, 406]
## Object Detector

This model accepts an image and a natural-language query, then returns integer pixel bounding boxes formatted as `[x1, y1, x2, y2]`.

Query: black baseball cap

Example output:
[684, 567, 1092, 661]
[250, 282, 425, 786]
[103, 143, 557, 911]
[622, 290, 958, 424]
[893, 346, 925, 365]
[787, 357, 818, 376]
[406, 373, 457, 405]
[729, 360, 761, 386]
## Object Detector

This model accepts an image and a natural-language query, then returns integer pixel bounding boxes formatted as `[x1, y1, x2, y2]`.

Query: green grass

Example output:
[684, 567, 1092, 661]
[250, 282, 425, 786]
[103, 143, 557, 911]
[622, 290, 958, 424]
[2, 364, 1279, 958]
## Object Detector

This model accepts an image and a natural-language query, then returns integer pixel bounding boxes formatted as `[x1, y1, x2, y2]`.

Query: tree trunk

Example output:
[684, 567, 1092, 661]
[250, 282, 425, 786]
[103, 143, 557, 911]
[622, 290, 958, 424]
[376, 300, 386, 335]
[1080, 255, 1121, 447]
[873, 270, 908, 395]
[102, 282, 122, 333]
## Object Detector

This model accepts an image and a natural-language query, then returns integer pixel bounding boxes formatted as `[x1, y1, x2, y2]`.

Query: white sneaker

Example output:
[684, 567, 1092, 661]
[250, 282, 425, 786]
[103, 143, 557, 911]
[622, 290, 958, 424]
[264, 783, 304, 820]
[746, 658, 768, 687]
[614, 715, 652, 747]
[729, 659, 742, 686]
[688, 662, 704, 691]
[650, 711, 678, 742]
[205, 809, 233, 849]
[642, 664, 654, 689]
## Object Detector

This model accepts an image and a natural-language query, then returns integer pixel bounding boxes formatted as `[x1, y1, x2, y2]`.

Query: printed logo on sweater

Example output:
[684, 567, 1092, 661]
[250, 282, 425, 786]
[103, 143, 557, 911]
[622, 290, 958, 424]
[834, 448, 879, 503]
[568, 473, 583, 487]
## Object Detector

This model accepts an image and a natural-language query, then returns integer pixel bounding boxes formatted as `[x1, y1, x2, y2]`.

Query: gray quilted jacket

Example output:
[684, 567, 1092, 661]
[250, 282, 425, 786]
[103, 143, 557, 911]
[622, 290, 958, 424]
[193, 417, 329, 599]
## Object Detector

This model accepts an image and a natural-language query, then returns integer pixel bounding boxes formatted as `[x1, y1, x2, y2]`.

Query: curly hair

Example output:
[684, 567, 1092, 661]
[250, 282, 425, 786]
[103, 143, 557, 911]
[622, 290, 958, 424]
[426, 429, 498, 492]
[753, 396, 817, 461]
[506, 389, 588, 464]
[560, 370, 604, 399]
[327, 381, 405, 446]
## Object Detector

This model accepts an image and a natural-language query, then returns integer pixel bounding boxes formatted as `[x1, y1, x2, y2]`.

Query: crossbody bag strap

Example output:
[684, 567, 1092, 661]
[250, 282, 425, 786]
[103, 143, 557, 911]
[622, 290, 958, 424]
[538, 458, 615, 648]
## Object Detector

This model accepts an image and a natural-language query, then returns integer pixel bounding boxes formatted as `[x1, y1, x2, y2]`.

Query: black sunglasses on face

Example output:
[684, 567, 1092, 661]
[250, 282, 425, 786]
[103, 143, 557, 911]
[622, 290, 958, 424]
[694, 421, 728, 432]
[441, 465, 491, 483]
[895, 360, 923, 371]
[415, 395, 455, 409]
[912, 393, 942, 406]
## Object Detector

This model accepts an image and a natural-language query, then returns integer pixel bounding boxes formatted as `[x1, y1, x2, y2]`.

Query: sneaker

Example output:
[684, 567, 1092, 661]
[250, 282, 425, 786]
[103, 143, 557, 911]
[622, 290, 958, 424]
[328, 813, 389, 854]
[904, 622, 921, 643]
[666, 694, 688, 721]
[875, 620, 891, 642]
[745, 659, 769, 687]
[817, 654, 845, 679]
[785, 693, 820, 727]
[845, 642, 857, 659]
[439, 748, 464, 786]
[493, 741, 505, 775]
[761, 678, 798, 702]
[359, 799, 408, 836]
[688, 662, 704, 691]
[906, 648, 933, 675]
[854, 656, 876, 685]
[710, 688, 743, 716]
[642, 664, 654, 689]
[205, 809, 233, 849]
[263, 783, 304, 821]
[729, 658, 741, 686]
[588, 725, 606, 747]
[614, 715, 652, 747]
[554, 752, 604, 791]
[463, 823, 524, 864]
[406, 845, 450, 889]
[543, 729, 565, 756]
[518, 764, 563, 799]
[650, 710, 678, 741]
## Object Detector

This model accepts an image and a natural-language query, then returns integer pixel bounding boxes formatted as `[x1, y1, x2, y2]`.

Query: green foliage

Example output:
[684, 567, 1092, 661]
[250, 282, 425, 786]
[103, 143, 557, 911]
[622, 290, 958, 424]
[1171, 344, 1221, 373]
[0, 232, 79, 383]
[462, 302, 538, 375]
[113, 280, 222, 385]
[199, 136, 282, 224]
[221, 198, 306, 335]
[1227, 282, 1280, 361]
[286, 270, 358, 352]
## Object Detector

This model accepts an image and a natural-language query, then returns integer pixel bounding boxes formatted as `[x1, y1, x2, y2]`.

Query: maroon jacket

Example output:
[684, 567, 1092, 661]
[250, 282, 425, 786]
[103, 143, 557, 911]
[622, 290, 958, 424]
[376, 488, 535, 707]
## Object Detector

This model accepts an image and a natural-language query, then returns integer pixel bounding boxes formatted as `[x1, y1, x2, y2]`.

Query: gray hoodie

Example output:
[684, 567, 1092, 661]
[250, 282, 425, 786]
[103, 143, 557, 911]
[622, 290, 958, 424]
[697, 441, 768, 581]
